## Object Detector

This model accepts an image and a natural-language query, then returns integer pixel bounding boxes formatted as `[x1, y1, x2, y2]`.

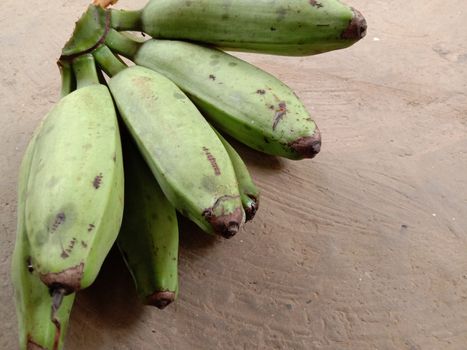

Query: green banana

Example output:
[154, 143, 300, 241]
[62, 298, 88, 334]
[101, 61, 244, 237]
[12, 130, 76, 350]
[118, 134, 179, 309]
[105, 33, 320, 160]
[12, 60, 77, 350]
[24, 54, 124, 294]
[213, 130, 260, 221]
[110, 0, 366, 56]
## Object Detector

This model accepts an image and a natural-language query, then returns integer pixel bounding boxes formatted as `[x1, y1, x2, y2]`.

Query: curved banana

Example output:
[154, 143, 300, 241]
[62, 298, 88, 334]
[110, 0, 366, 56]
[98, 59, 244, 237]
[118, 134, 179, 309]
[24, 54, 124, 294]
[213, 130, 260, 221]
[12, 126, 75, 349]
[106, 33, 320, 160]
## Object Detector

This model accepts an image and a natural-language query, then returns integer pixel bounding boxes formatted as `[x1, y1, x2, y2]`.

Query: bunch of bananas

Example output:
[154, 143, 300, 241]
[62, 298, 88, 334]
[11, 0, 366, 348]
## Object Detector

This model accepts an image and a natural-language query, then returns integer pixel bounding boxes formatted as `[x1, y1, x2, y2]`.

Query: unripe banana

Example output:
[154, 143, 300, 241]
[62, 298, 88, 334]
[213, 130, 260, 221]
[12, 130, 75, 350]
[118, 134, 179, 309]
[110, 0, 366, 56]
[105, 34, 320, 160]
[24, 54, 124, 294]
[106, 65, 244, 237]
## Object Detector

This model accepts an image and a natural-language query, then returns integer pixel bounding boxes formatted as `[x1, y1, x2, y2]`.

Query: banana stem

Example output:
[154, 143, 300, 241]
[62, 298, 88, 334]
[105, 28, 142, 59]
[72, 54, 99, 89]
[93, 44, 127, 77]
[58, 60, 75, 97]
[110, 8, 143, 31]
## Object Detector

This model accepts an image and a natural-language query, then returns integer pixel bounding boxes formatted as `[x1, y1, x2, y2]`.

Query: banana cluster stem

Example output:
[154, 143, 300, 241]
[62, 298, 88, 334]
[110, 8, 143, 31]
[72, 54, 100, 89]
[93, 44, 127, 77]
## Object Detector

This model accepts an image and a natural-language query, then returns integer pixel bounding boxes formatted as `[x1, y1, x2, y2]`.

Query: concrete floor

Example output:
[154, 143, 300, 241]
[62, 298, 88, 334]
[1, 0, 466, 349]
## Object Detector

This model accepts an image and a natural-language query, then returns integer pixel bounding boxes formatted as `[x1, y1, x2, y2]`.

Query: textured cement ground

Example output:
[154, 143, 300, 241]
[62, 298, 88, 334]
[1, 0, 467, 349]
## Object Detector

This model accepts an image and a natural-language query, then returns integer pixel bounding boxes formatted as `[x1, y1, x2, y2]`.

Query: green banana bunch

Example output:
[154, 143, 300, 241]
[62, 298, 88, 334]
[110, 0, 366, 56]
[102, 62, 244, 238]
[213, 130, 260, 222]
[24, 54, 124, 294]
[105, 33, 320, 160]
[11, 64, 77, 350]
[118, 134, 179, 309]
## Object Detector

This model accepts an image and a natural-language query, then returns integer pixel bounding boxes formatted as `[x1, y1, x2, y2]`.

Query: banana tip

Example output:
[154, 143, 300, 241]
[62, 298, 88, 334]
[39, 263, 84, 295]
[342, 8, 367, 40]
[204, 206, 243, 238]
[289, 130, 321, 159]
[146, 291, 176, 309]
[245, 196, 259, 222]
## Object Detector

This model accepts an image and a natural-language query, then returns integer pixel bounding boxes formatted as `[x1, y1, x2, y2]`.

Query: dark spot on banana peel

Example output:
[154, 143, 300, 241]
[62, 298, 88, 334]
[209, 74, 216, 81]
[40, 262, 84, 295]
[50, 212, 66, 233]
[272, 102, 287, 130]
[88, 223, 95, 232]
[146, 291, 176, 309]
[202, 147, 221, 175]
[112, 152, 117, 162]
[270, 27, 277, 31]
[341, 8, 367, 40]
[203, 204, 243, 239]
[257, 89, 266, 95]
[60, 250, 69, 259]
[289, 129, 322, 159]
[245, 195, 259, 222]
[309, 0, 323, 8]
[81, 240, 88, 248]
[27, 337, 47, 350]
[93, 173, 103, 189]
[26, 256, 34, 273]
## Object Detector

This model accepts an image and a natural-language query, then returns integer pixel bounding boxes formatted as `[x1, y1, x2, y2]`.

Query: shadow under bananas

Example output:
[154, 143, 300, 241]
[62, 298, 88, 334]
[74, 246, 144, 328]
[221, 134, 286, 172]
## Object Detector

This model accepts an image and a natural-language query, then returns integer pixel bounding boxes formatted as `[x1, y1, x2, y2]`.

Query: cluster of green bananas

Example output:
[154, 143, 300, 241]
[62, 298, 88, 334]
[11, 0, 366, 348]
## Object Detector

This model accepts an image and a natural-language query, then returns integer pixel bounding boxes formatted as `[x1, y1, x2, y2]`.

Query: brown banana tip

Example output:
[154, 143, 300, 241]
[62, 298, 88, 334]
[39, 263, 84, 295]
[146, 291, 176, 309]
[289, 130, 321, 159]
[204, 206, 243, 238]
[342, 8, 367, 40]
[245, 196, 259, 222]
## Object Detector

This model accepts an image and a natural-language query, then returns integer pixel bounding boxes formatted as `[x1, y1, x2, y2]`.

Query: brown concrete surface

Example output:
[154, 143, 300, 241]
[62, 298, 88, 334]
[1, 0, 467, 349]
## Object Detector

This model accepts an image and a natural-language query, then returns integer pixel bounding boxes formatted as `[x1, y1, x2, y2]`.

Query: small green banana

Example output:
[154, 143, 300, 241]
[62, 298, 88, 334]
[118, 134, 179, 309]
[110, 0, 366, 56]
[12, 127, 75, 350]
[105, 34, 320, 160]
[24, 54, 124, 294]
[98, 59, 244, 237]
[213, 130, 260, 221]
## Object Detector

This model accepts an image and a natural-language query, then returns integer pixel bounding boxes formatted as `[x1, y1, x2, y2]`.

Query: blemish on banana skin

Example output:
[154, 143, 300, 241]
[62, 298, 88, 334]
[93, 173, 103, 189]
[272, 102, 287, 130]
[202, 147, 221, 175]
[309, 0, 323, 8]
[50, 212, 66, 233]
